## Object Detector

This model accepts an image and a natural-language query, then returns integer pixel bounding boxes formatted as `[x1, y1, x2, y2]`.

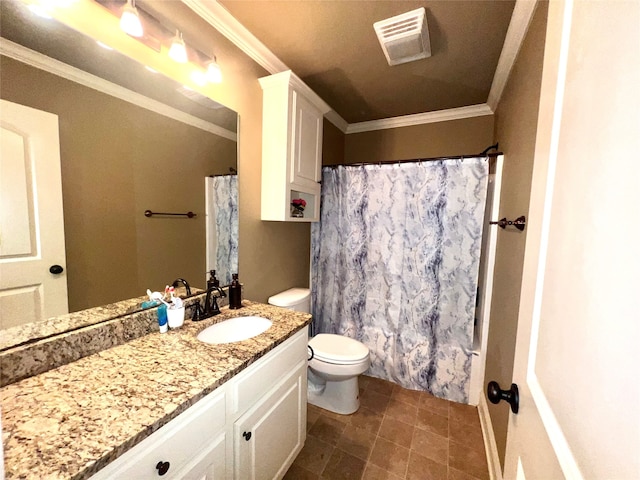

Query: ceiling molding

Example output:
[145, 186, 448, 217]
[487, 0, 538, 111]
[345, 104, 494, 134]
[0, 39, 237, 141]
[324, 110, 349, 133]
[182, 0, 288, 74]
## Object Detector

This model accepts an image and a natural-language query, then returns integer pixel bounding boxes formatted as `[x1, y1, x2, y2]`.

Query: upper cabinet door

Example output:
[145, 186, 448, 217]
[291, 90, 323, 188]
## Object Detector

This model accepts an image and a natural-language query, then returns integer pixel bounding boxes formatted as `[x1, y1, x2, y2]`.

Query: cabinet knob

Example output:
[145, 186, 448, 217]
[155, 461, 170, 476]
[242, 431, 252, 441]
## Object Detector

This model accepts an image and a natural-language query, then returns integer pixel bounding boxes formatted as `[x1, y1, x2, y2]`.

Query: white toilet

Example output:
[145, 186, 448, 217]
[268, 288, 370, 415]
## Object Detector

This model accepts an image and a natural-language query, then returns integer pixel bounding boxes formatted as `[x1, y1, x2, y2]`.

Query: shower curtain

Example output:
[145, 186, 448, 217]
[311, 159, 488, 403]
[209, 174, 238, 286]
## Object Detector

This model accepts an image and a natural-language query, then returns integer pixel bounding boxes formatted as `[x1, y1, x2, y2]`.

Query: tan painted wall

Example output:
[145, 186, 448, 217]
[322, 118, 345, 166]
[1, 56, 236, 311]
[344, 115, 495, 163]
[483, 1, 549, 469]
[155, 3, 312, 304]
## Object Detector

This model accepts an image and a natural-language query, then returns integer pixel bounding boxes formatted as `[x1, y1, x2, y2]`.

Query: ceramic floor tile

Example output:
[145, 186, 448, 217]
[378, 416, 414, 449]
[293, 435, 335, 475]
[411, 427, 448, 465]
[449, 402, 481, 427]
[391, 384, 422, 407]
[406, 450, 448, 480]
[385, 397, 418, 425]
[337, 425, 377, 461]
[361, 463, 403, 480]
[419, 392, 450, 417]
[368, 437, 410, 478]
[348, 406, 384, 436]
[284, 463, 321, 480]
[288, 385, 490, 480]
[359, 390, 391, 416]
[416, 407, 449, 437]
[449, 417, 484, 450]
[449, 439, 490, 480]
[365, 376, 395, 397]
[309, 415, 348, 446]
[321, 448, 367, 480]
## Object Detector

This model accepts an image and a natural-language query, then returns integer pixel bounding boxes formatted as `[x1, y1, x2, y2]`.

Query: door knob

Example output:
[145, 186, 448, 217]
[487, 381, 519, 414]
[49, 265, 64, 274]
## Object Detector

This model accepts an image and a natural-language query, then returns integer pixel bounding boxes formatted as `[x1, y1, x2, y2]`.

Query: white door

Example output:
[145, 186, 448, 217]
[0, 100, 68, 329]
[503, 1, 640, 478]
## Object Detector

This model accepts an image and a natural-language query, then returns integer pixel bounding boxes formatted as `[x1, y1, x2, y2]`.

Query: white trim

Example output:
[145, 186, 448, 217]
[478, 394, 503, 480]
[345, 104, 493, 134]
[487, 0, 538, 111]
[324, 110, 349, 133]
[182, 0, 288, 75]
[0, 39, 237, 141]
[526, 1, 583, 478]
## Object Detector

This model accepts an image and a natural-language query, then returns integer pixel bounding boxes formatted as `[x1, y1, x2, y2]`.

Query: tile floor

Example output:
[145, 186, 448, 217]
[284, 375, 489, 480]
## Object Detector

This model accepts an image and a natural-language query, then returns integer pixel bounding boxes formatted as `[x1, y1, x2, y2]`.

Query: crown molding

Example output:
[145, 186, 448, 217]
[345, 104, 494, 134]
[487, 0, 538, 111]
[0, 39, 237, 141]
[182, 0, 288, 74]
[324, 110, 349, 133]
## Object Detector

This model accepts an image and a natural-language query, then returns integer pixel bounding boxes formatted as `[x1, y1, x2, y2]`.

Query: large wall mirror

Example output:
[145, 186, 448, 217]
[0, 0, 239, 343]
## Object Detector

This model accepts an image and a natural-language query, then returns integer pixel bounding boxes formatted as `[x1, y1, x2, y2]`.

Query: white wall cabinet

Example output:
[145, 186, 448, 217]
[259, 71, 331, 222]
[91, 330, 307, 480]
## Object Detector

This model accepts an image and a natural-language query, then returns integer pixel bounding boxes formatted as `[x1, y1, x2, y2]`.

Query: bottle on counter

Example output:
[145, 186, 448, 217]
[229, 273, 242, 309]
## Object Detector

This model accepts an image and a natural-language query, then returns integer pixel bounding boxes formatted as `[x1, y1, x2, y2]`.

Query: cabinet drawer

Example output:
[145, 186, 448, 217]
[229, 329, 307, 416]
[91, 389, 226, 480]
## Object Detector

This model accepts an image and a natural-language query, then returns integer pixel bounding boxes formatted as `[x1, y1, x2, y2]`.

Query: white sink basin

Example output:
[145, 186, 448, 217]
[197, 316, 273, 344]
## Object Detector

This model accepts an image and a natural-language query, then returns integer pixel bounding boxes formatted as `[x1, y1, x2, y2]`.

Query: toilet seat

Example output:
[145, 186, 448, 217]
[309, 334, 369, 365]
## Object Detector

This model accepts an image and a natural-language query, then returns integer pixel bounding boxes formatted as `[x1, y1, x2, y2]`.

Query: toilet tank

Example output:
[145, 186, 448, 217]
[267, 288, 310, 313]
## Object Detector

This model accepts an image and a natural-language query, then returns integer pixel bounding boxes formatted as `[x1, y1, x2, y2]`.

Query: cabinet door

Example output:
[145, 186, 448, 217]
[178, 432, 226, 480]
[291, 90, 323, 187]
[234, 361, 306, 480]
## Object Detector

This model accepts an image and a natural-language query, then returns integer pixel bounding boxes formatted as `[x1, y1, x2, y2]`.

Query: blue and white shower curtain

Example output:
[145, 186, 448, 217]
[210, 174, 238, 286]
[311, 159, 488, 403]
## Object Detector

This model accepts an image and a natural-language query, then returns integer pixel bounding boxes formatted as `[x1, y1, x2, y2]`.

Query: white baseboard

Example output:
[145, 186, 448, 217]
[478, 394, 503, 480]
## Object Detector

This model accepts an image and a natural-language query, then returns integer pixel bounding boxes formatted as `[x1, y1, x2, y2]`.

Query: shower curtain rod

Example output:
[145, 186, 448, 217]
[322, 151, 502, 169]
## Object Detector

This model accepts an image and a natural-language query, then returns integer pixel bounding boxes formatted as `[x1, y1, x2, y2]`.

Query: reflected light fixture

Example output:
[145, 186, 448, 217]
[191, 69, 207, 87]
[168, 31, 188, 63]
[120, 0, 143, 38]
[205, 57, 222, 83]
[96, 41, 114, 50]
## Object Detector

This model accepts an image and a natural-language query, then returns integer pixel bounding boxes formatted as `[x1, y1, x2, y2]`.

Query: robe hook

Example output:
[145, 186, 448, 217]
[489, 215, 526, 231]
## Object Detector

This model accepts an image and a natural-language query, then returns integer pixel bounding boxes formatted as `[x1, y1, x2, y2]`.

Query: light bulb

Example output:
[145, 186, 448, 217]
[120, 0, 143, 38]
[191, 70, 207, 87]
[168, 32, 188, 63]
[205, 60, 222, 83]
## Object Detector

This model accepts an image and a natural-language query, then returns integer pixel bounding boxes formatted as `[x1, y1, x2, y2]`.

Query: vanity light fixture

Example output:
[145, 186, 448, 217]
[205, 57, 223, 84]
[119, 0, 143, 38]
[191, 69, 207, 87]
[168, 31, 188, 63]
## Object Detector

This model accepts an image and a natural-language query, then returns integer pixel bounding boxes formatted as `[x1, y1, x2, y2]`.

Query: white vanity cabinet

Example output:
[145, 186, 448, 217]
[90, 388, 228, 480]
[90, 329, 308, 480]
[259, 70, 331, 222]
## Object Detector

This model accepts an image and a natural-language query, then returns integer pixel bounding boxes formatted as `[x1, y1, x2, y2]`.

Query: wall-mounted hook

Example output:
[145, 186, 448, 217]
[489, 215, 526, 231]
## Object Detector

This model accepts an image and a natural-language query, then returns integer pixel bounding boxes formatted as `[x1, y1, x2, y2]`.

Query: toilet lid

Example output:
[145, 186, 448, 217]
[309, 334, 370, 364]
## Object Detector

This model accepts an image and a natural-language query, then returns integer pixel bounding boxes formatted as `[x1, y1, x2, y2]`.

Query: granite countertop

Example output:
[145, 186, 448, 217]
[0, 301, 311, 480]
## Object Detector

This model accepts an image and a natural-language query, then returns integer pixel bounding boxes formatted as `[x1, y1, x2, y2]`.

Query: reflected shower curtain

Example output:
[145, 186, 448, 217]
[210, 174, 238, 286]
[311, 159, 488, 403]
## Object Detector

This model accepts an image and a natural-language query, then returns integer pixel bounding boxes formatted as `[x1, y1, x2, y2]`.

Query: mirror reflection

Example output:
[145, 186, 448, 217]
[0, 0, 239, 336]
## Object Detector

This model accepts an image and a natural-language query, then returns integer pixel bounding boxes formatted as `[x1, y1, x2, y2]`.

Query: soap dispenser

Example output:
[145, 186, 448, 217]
[229, 273, 242, 309]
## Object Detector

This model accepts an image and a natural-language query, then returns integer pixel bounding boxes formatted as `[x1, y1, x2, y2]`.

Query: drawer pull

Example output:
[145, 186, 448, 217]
[243, 431, 252, 441]
[155, 461, 170, 476]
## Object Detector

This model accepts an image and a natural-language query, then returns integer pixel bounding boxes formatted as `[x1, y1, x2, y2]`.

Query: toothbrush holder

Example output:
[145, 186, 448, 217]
[168, 306, 185, 329]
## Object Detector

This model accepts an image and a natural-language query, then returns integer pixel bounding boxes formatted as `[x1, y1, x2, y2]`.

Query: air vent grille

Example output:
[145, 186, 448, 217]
[374, 8, 431, 66]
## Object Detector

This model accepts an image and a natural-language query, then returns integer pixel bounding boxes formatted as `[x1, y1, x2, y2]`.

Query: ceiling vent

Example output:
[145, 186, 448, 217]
[374, 7, 431, 66]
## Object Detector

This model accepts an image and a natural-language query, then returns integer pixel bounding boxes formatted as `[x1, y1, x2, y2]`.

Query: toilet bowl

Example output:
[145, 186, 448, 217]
[267, 288, 371, 415]
[307, 333, 370, 414]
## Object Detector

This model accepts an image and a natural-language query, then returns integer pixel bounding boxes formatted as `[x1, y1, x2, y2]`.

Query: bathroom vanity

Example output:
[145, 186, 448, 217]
[0, 301, 311, 479]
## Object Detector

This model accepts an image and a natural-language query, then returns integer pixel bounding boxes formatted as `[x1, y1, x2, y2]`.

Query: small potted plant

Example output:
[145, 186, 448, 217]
[291, 198, 306, 218]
